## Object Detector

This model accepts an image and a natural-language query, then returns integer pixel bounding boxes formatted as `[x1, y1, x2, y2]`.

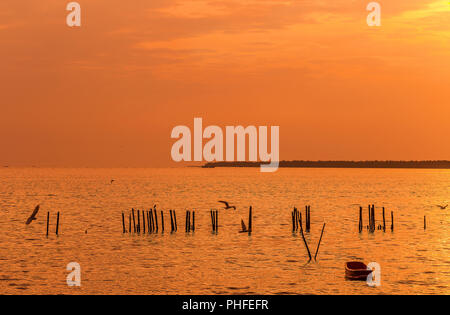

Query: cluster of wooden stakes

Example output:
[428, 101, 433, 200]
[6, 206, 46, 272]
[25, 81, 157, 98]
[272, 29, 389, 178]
[121, 206, 254, 235]
[45, 211, 61, 237]
[291, 206, 326, 262]
[359, 205, 394, 233]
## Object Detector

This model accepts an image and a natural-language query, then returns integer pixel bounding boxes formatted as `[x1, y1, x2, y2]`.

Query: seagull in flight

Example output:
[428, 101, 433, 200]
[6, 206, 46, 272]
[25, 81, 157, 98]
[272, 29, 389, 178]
[26, 205, 40, 225]
[218, 200, 236, 210]
[436, 204, 448, 210]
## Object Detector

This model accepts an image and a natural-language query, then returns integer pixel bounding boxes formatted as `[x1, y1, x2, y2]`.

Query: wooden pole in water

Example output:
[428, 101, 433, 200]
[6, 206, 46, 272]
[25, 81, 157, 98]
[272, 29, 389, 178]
[129, 213, 131, 233]
[368, 205, 371, 230]
[314, 223, 326, 261]
[248, 206, 252, 234]
[56, 212, 60, 236]
[46, 211, 50, 237]
[424, 216, 426, 230]
[137, 210, 141, 234]
[391, 211, 394, 231]
[188, 211, 191, 232]
[382, 207, 386, 232]
[215, 210, 218, 233]
[170, 210, 174, 232]
[132, 208, 136, 233]
[122, 212, 126, 234]
[300, 221, 312, 262]
[154, 209, 158, 232]
[372, 205, 375, 232]
[149, 209, 154, 233]
[192, 211, 195, 231]
[142, 210, 145, 234]
[185, 210, 188, 232]
[359, 207, 362, 233]
[146, 210, 150, 233]
[292, 210, 295, 232]
[161, 210, 164, 233]
[210, 210, 215, 232]
[173, 210, 177, 231]
[299, 212, 303, 232]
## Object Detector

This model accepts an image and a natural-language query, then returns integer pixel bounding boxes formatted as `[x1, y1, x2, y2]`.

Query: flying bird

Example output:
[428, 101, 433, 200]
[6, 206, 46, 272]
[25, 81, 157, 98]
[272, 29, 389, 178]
[26, 205, 40, 225]
[436, 204, 448, 210]
[218, 200, 236, 210]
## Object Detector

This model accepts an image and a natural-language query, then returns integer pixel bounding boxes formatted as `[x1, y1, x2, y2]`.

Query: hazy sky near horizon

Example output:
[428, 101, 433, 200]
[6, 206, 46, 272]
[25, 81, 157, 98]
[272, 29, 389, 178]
[0, 0, 449, 167]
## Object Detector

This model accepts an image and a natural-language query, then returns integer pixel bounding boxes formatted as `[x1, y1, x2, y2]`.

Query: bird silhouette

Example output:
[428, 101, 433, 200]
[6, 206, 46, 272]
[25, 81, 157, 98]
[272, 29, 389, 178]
[26, 205, 40, 225]
[218, 200, 236, 210]
[436, 204, 448, 210]
[110, 180, 115, 184]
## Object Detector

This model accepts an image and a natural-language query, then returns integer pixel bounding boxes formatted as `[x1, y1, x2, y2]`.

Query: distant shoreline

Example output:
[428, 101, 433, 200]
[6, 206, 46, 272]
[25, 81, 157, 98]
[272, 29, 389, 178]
[202, 161, 450, 169]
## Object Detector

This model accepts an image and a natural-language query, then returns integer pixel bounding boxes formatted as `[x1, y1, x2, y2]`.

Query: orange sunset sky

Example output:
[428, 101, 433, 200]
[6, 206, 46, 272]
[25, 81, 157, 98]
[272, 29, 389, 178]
[0, 0, 449, 167]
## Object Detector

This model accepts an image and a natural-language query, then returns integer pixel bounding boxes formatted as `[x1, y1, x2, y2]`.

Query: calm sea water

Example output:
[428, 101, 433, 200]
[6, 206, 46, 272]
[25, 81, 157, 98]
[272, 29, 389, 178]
[0, 167, 448, 295]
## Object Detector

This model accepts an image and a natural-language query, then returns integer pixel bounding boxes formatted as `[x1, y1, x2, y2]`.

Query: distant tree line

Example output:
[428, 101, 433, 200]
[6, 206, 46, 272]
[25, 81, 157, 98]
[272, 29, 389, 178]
[202, 160, 450, 169]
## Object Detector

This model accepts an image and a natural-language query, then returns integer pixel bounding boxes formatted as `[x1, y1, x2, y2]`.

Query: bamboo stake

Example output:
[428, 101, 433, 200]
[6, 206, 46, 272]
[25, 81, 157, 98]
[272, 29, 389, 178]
[248, 206, 252, 234]
[314, 223, 326, 261]
[161, 210, 164, 233]
[46, 211, 50, 237]
[215, 210, 218, 233]
[137, 210, 141, 234]
[129, 213, 131, 233]
[132, 208, 136, 233]
[170, 210, 174, 232]
[122, 212, 126, 233]
[56, 212, 60, 236]
[142, 210, 145, 234]
[300, 221, 312, 262]
[154, 208, 158, 232]
[359, 207, 362, 233]
[391, 211, 394, 231]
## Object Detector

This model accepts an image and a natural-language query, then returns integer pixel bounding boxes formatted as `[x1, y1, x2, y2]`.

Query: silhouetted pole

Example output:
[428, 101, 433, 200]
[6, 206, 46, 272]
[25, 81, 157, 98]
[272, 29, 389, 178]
[122, 212, 126, 234]
[299, 212, 303, 233]
[215, 210, 218, 233]
[300, 221, 311, 262]
[170, 210, 174, 232]
[142, 210, 145, 234]
[56, 212, 60, 236]
[46, 211, 50, 237]
[149, 209, 154, 233]
[382, 207, 386, 232]
[314, 223, 326, 261]
[248, 206, 252, 234]
[161, 210, 164, 233]
[132, 208, 136, 233]
[192, 211, 195, 232]
[173, 210, 177, 231]
[137, 210, 141, 234]
[292, 210, 295, 232]
[210, 210, 215, 232]
[154, 208, 158, 232]
[359, 207, 362, 233]
[424, 216, 426, 230]
[129, 214, 131, 233]
[391, 211, 394, 231]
